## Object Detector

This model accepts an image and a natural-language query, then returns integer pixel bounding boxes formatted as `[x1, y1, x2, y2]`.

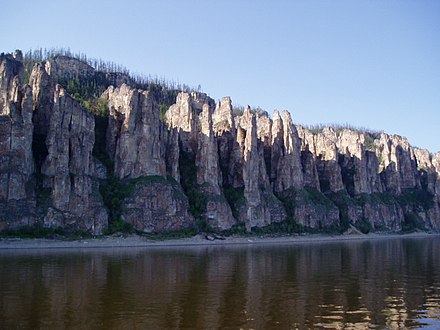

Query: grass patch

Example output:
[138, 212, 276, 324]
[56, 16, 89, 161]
[223, 185, 245, 219]
[401, 212, 426, 232]
[354, 217, 372, 234]
[103, 218, 134, 235]
[326, 190, 355, 233]
[364, 134, 376, 152]
[159, 103, 168, 121]
[179, 151, 207, 221]
[397, 188, 435, 210]
[302, 187, 335, 208]
[100, 174, 179, 235]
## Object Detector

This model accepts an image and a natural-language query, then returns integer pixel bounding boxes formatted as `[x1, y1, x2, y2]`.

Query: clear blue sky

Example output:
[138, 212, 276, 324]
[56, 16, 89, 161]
[2, 0, 439, 152]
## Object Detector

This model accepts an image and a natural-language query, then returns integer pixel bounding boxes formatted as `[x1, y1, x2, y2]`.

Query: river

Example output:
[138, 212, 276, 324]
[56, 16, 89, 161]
[0, 236, 439, 329]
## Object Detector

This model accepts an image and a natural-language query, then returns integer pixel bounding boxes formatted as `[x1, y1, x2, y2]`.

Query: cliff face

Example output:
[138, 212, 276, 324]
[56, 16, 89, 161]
[104, 84, 166, 179]
[165, 92, 235, 230]
[1, 50, 439, 235]
[238, 107, 286, 229]
[30, 59, 108, 235]
[0, 52, 108, 234]
[0, 52, 36, 230]
[104, 85, 194, 233]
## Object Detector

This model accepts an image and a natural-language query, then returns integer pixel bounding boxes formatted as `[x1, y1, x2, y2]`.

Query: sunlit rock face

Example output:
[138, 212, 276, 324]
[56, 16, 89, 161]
[166, 92, 235, 230]
[196, 102, 235, 230]
[314, 128, 345, 193]
[337, 129, 383, 195]
[433, 152, 440, 199]
[104, 84, 166, 179]
[29, 61, 108, 235]
[0, 52, 36, 230]
[0, 50, 440, 234]
[236, 107, 286, 230]
[375, 133, 419, 194]
[104, 87, 195, 233]
[270, 110, 303, 192]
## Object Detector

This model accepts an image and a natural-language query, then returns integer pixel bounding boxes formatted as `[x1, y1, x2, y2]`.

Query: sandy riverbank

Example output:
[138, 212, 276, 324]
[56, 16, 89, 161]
[0, 231, 438, 250]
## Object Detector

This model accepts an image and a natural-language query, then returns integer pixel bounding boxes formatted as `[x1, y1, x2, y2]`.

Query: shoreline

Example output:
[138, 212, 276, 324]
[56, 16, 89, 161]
[0, 231, 438, 250]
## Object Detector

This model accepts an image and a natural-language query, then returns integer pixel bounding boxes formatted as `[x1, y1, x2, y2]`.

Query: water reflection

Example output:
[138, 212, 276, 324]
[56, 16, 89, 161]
[0, 237, 440, 329]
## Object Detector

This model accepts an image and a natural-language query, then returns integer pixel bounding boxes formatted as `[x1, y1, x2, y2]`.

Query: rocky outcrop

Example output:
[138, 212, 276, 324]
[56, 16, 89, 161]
[413, 148, 437, 194]
[314, 128, 344, 192]
[0, 52, 36, 230]
[30, 60, 108, 235]
[166, 93, 235, 230]
[297, 126, 320, 190]
[237, 107, 286, 230]
[164, 127, 180, 181]
[30, 62, 55, 136]
[376, 133, 419, 193]
[104, 86, 195, 232]
[31, 78, 108, 234]
[165, 92, 200, 154]
[433, 152, 440, 199]
[1, 50, 440, 235]
[196, 102, 235, 230]
[337, 129, 382, 195]
[213, 97, 243, 188]
[362, 199, 403, 231]
[44, 56, 95, 81]
[271, 111, 303, 192]
[122, 178, 194, 233]
[104, 84, 166, 179]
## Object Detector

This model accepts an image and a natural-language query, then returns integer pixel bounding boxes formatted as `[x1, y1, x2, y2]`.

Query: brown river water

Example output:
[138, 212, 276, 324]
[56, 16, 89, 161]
[0, 236, 439, 329]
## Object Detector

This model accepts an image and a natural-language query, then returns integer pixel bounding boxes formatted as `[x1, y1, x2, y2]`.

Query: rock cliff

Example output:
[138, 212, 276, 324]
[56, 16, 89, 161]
[104, 84, 166, 179]
[165, 92, 235, 230]
[104, 85, 194, 233]
[0, 52, 36, 230]
[1, 49, 439, 235]
[30, 61, 108, 235]
[237, 107, 286, 230]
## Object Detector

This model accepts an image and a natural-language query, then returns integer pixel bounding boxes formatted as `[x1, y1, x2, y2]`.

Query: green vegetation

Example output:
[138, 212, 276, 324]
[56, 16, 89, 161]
[23, 47, 200, 95]
[302, 122, 382, 138]
[402, 212, 426, 233]
[356, 192, 394, 206]
[357, 189, 435, 211]
[302, 187, 335, 208]
[364, 134, 376, 152]
[355, 217, 373, 234]
[397, 188, 435, 210]
[178, 151, 207, 221]
[60, 76, 108, 103]
[333, 188, 434, 233]
[326, 190, 354, 233]
[232, 105, 267, 117]
[14, 48, 437, 239]
[223, 185, 245, 219]
[273, 188, 330, 235]
[159, 103, 169, 121]
[104, 218, 134, 235]
[100, 174, 179, 235]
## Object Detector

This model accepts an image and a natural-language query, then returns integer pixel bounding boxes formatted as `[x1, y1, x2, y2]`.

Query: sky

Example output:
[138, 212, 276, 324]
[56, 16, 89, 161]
[2, 0, 439, 152]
